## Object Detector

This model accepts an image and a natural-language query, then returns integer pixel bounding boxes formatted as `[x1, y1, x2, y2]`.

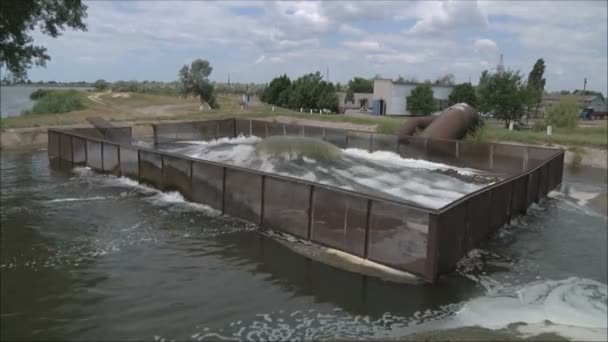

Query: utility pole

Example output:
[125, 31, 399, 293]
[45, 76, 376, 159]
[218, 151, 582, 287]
[326, 66, 329, 82]
[228, 73, 231, 85]
[582, 77, 587, 109]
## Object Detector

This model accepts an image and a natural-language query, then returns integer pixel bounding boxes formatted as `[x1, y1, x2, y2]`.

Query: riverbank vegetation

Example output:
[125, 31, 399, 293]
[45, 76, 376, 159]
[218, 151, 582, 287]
[24, 89, 87, 115]
[261, 72, 339, 112]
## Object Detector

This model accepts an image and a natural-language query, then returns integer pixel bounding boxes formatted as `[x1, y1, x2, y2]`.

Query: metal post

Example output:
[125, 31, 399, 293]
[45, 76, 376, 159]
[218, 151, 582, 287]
[425, 213, 440, 283]
[137, 150, 142, 184]
[84, 139, 88, 165]
[249, 119, 252, 136]
[70, 136, 74, 167]
[189, 160, 194, 199]
[160, 154, 165, 191]
[307, 185, 315, 241]
[368, 134, 373, 152]
[117, 144, 122, 177]
[260, 175, 266, 226]
[101, 142, 105, 172]
[489, 144, 494, 169]
[221, 167, 227, 215]
[363, 199, 372, 259]
[523, 147, 528, 171]
[455, 141, 460, 158]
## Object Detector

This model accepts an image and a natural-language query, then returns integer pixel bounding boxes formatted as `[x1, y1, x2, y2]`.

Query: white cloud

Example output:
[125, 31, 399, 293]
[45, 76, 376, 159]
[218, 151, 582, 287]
[474, 38, 498, 53]
[554, 67, 565, 76]
[366, 52, 428, 65]
[408, 0, 488, 34]
[341, 41, 385, 52]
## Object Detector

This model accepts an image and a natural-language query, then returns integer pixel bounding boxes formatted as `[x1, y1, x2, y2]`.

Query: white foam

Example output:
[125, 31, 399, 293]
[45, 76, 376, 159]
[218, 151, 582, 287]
[448, 277, 608, 340]
[46, 196, 108, 203]
[343, 148, 479, 176]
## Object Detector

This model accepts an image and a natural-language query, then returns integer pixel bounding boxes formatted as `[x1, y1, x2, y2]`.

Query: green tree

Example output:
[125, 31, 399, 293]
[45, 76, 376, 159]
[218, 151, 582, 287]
[93, 79, 108, 90]
[545, 98, 579, 129]
[526, 58, 546, 117]
[407, 84, 434, 115]
[0, 0, 88, 81]
[261, 74, 291, 105]
[477, 70, 527, 127]
[448, 82, 477, 107]
[178, 59, 217, 108]
[346, 76, 373, 102]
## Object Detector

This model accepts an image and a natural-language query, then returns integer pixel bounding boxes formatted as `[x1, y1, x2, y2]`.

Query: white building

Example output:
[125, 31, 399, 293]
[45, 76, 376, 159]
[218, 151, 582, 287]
[372, 79, 455, 115]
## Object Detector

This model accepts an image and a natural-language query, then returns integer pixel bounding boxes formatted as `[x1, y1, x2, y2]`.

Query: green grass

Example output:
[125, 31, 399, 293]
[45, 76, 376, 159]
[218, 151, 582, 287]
[25, 89, 87, 115]
[468, 124, 607, 149]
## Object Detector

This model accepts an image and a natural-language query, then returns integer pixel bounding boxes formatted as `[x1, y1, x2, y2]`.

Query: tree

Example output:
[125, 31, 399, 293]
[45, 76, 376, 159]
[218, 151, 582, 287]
[477, 70, 527, 127]
[448, 83, 478, 108]
[0, 0, 88, 81]
[526, 58, 546, 117]
[545, 97, 579, 129]
[178, 59, 217, 108]
[434, 73, 456, 85]
[347, 77, 373, 93]
[93, 79, 108, 90]
[261, 74, 291, 105]
[407, 84, 434, 115]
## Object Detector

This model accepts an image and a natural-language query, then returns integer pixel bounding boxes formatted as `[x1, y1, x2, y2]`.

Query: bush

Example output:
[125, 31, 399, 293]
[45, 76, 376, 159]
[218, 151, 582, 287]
[30, 88, 52, 100]
[545, 98, 578, 129]
[531, 120, 546, 132]
[28, 90, 86, 114]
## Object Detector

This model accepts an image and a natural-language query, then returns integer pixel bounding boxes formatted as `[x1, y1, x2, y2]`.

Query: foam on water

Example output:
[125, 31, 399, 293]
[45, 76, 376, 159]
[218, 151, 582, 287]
[165, 137, 490, 209]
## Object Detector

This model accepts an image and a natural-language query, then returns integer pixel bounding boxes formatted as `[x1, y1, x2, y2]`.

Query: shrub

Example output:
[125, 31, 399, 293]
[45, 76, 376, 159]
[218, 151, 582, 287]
[30, 88, 51, 100]
[28, 90, 86, 114]
[545, 98, 579, 129]
[531, 120, 546, 132]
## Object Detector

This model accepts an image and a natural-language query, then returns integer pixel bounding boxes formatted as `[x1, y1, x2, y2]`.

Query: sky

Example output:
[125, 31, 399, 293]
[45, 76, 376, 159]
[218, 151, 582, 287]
[27, 0, 608, 94]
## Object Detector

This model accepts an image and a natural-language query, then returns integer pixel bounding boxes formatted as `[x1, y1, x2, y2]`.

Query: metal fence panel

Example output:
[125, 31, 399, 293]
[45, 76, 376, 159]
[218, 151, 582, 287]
[302, 125, 324, 139]
[511, 175, 528, 215]
[285, 123, 303, 136]
[218, 119, 235, 138]
[311, 187, 367, 257]
[263, 177, 310, 239]
[224, 168, 262, 223]
[163, 155, 191, 198]
[458, 141, 491, 171]
[102, 143, 120, 175]
[48, 131, 60, 158]
[464, 190, 491, 248]
[371, 134, 398, 152]
[493, 144, 525, 174]
[119, 146, 139, 180]
[324, 128, 347, 148]
[368, 200, 429, 276]
[435, 202, 467, 273]
[527, 146, 555, 170]
[489, 182, 512, 231]
[346, 131, 372, 151]
[427, 139, 458, 165]
[527, 169, 540, 206]
[191, 162, 224, 210]
[139, 150, 163, 189]
[235, 119, 251, 136]
[103, 127, 132, 145]
[251, 121, 267, 138]
[59, 134, 72, 162]
[539, 164, 550, 197]
[86, 140, 103, 170]
[72, 137, 86, 165]
[267, 122, 285, 137]
[397, 137, 427, 160]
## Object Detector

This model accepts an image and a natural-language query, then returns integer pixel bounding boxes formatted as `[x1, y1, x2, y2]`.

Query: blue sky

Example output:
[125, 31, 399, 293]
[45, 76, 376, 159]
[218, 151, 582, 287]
[27, 0, 608, 94]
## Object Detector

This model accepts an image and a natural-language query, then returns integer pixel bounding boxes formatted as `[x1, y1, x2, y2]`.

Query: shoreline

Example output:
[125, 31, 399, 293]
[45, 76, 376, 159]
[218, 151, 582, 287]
[2, 120, 605, 170]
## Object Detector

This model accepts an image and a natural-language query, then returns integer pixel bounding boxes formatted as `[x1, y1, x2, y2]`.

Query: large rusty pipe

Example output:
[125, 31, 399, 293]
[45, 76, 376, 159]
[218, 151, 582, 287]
[419, 103, 479, 140]
[397, 116, 436, 142]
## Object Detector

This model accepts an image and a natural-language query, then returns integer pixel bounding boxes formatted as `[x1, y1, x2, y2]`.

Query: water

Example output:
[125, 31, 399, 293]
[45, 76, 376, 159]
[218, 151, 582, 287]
[0, 86, 92, 117]
[160, 136, 497, 209]
[1, 150, 607, 341]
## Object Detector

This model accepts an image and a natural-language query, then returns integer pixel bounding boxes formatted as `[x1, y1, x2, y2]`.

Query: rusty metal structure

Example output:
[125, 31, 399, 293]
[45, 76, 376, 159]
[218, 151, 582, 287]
[47, 118, 564, 283]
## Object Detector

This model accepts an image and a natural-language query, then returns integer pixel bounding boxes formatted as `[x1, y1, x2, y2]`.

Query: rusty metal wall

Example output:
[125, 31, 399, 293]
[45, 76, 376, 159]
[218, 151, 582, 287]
[311, 188, 368, 257]
[119, 146, 139, 180]
[47, 121, 565, 283]
[162, 155, 191, 198]
[191, 162, 224, 211]
[263, 177, 310, 239]
[102, 143, 120, 175]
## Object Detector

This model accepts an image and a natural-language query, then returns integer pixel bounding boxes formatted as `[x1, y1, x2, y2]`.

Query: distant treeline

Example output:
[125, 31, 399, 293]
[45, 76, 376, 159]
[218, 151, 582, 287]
[261, 72, 339, 112]
[97, 80, 267, 97]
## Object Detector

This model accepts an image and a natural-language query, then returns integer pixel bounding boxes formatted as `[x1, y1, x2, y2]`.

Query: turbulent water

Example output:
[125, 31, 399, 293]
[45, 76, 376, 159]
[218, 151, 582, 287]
[1, 150, 606, 341]
[160, 136, 492, 209]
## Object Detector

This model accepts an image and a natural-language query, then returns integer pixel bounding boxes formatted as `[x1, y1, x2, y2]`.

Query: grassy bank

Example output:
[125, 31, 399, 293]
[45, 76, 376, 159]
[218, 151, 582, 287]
[477, 124, 607, 149]
[24, 89, 87, 115]
[2, 92, 606, 151]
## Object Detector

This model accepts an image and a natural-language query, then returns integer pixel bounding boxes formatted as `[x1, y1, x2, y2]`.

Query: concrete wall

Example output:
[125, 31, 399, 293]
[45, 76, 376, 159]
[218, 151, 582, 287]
[373, 79, 393, 115]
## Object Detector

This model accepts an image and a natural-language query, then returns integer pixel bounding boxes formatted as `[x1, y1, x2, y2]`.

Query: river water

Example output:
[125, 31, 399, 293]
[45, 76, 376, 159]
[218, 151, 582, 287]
[0, 86, 92, 117]
[1, 149, 607, 341]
